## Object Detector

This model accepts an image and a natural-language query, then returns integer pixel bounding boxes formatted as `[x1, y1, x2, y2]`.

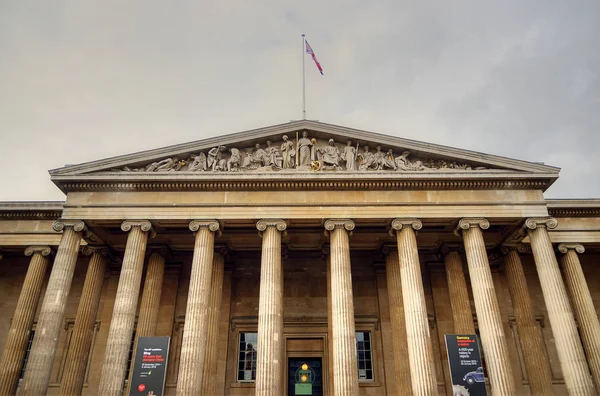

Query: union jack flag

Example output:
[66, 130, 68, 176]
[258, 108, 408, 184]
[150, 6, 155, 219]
[305, 39, 324, 75]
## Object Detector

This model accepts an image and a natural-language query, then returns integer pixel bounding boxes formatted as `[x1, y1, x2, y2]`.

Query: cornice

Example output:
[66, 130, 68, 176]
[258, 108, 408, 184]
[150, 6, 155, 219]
[0, 201, 64, 220]
[51, 177, 553, 193]
[546, 199, 600, 217]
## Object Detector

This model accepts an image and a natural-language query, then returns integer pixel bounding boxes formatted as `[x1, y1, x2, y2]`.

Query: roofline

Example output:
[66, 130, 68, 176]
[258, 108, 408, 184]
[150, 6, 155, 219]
[49, 120, 561, 176]
[547, 198, 600, 217]
[0, 201, 64, 220]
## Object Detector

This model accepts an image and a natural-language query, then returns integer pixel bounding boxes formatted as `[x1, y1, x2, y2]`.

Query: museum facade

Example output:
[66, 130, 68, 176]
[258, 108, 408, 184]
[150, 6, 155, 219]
[0, 120, 599, 395]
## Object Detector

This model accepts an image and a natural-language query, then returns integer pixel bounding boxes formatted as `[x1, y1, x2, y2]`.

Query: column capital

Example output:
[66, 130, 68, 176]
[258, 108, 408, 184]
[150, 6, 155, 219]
[146, 244, 172, 259]
[81, 245, 110, 257]
[189, 219, 221, 234]
[380, 244, 398, 257]
[521, 217, 558, 234]
[53, 219, 86, 233]
[214, 244, 229, 257]
[324, 219, 355, 237]
[390, 218, 422, 234]
[24, 246, 52, 257]
[440, 243, 463, 255]
[453, 218, 489, 237]
[256, 219, 288, 232]
[121, 220, 155, 238]
[557, 243, 585, 254]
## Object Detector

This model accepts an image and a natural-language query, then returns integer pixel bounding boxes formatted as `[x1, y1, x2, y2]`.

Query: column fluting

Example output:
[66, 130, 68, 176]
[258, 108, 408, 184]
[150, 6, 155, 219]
[456, 218, 516, 395]
[0, 246, 51, 395]
[383, 247, 412, 393]
[98, 220, 153, 395]
[137, 247, 167, 337]
[558, 243, 600, 391]
[502, 247, 553, 395]
[325, 219, 359, 396]
[443, 248, 475, 334]
[391, 219, 437, 395]
[176, 220, 220, 394]
[201, 248, 226, 396]
[525, 218, 595, 395]
[20, 221, 85, 395]
[255, 219, 287, 396]
[61, 246, 109, 396]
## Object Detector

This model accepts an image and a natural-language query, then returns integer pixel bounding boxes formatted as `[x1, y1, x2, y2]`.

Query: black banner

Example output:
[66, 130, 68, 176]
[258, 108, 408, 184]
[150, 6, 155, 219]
[129, 336, 170, 396]
[445, 334, 487, 396]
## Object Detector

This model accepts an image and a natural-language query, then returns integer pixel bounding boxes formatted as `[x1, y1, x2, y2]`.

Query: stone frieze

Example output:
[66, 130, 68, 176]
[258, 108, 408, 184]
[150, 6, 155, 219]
[109, 133, 487, 173]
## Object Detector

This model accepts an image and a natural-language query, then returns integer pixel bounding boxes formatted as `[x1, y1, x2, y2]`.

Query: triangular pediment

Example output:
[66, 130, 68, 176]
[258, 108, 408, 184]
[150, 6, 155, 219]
[50, 121, 560, 192]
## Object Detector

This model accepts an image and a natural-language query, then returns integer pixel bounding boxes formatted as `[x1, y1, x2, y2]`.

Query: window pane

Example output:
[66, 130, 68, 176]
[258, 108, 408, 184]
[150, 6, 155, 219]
[237, 332, 258, 382]
[355, 331, 374, 381]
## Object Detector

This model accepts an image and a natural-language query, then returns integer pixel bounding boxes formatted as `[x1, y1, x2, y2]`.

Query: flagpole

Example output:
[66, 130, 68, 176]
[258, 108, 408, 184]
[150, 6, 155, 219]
[302, 33, 306, 120]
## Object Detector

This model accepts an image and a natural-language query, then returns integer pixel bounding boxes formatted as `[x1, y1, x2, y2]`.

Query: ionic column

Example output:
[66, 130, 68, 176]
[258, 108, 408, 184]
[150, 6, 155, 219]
[254, 219, 287, 396]
[61, 246, 109, 396]
[0, 246, 51, 395]
[98, 220, 154, 395]
[383, 247, 412, 393]
[201, 247, 226, 396]
[501, 246, 553, 395]
[137, 246, 168, 337]
[20, 220, 85, 395]
[455, 218, 516, 395]
[325, 219, 358, 396]
[442, 247, 475, 334]
[176, 220, 220, 394]
[524, 218, 594, 395]
[391, 219, 437, 395]
[558, 243, 600, 391]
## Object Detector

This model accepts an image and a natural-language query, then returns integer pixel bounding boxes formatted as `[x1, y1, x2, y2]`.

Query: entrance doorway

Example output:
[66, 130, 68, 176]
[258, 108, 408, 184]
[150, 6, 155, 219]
[288, 358, 323, 396]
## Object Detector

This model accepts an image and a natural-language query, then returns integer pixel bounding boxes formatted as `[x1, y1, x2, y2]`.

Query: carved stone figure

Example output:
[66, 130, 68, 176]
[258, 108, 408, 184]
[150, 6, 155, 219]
[146, 157, 182, 172]
[358, 146, 377, 171]
[264, 140, 280, 168]
[252, 144, 266, 167]
[317, 139, 341, 168]
[227, 148, 241, 172]
[395, 151, 428, 171]
[395, 151, 412, 171]
[373, 146, 386, 170]
[298, 131, 313, 167]
[188, 152, 207, 171]
[382, 149, 397, 170]
[207, 146, 226, 171]
[341, 140, 357, 171]
[280, 135, 296, 169]
[242, 147, 254, 168]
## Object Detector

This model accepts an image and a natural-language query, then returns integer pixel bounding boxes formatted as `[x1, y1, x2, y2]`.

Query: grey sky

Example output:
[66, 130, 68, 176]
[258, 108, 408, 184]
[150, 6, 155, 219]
[0, 1, 598, 201]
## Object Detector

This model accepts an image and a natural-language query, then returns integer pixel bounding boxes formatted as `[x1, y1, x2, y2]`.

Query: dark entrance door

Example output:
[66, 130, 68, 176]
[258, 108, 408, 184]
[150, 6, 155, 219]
[288, 358, 323, 396]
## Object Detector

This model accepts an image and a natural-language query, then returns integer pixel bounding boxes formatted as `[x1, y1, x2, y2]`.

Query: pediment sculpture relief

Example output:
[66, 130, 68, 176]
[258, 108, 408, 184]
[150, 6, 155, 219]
[114, 133, 487, 173]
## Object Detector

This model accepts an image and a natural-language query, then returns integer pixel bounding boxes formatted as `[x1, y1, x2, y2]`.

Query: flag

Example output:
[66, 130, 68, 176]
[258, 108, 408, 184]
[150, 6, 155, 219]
[305, 39, 324, 75]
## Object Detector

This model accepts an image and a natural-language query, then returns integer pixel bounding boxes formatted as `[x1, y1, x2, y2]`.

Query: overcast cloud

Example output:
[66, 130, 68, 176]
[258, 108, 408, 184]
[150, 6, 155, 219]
[0, 0, 598, 201]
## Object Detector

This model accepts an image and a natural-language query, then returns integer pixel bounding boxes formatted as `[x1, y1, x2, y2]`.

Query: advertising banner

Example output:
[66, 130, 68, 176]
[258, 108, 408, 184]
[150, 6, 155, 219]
[445, 334, 487, 396]
[129, 336, 170, 396]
